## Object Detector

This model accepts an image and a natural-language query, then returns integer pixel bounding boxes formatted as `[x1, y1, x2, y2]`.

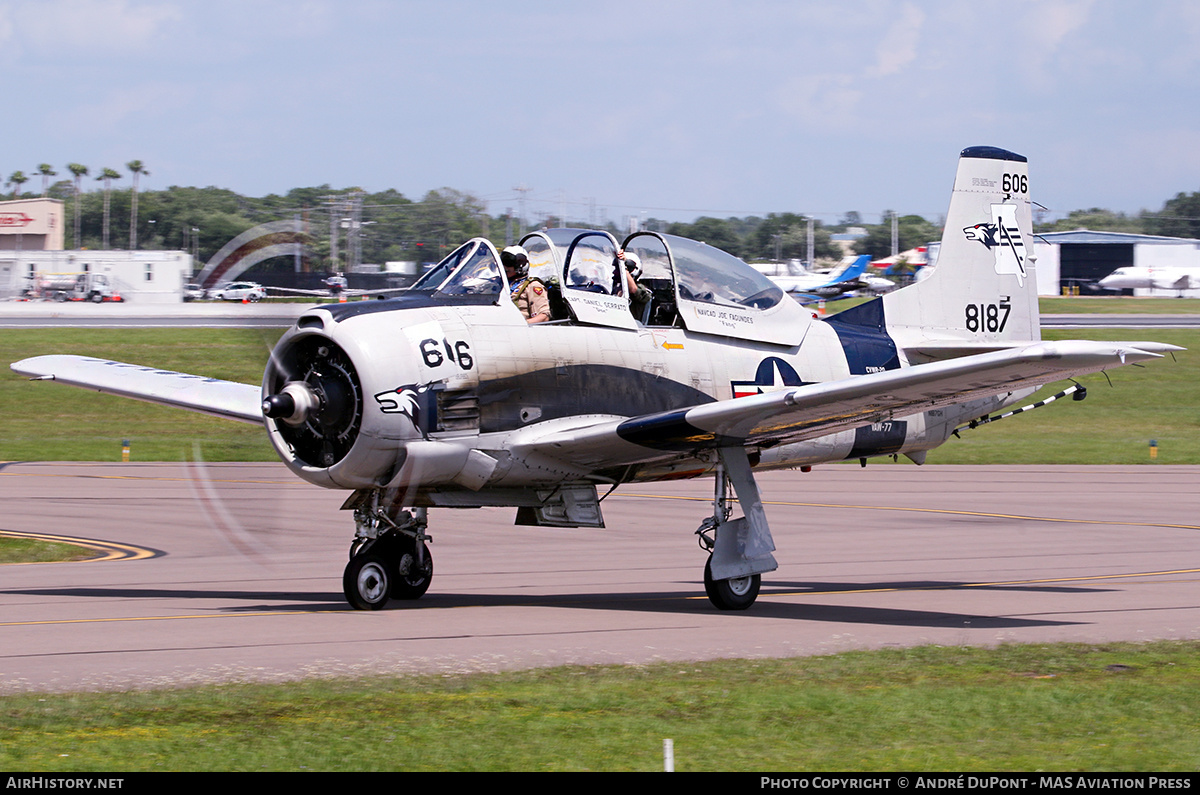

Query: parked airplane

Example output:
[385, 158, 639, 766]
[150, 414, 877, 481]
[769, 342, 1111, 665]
[770, 254, 872, 299]
[11, 147, 1180, 612]
[1098, 266, 1200, 294]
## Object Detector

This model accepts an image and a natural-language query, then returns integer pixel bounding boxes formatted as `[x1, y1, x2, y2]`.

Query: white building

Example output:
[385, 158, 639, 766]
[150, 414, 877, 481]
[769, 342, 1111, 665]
[1, 249, 195, 304]
[0, 196, 195, 303]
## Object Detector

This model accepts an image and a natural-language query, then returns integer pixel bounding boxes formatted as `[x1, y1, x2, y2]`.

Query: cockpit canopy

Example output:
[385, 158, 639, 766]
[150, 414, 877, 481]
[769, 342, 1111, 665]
[624, 232, 784, 310]
[411, 238, 503, 296]
[411, 229, 808, 345]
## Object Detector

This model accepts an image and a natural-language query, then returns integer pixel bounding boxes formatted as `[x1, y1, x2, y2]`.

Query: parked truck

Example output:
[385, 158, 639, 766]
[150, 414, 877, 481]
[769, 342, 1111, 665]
[28, 272, 124, 303]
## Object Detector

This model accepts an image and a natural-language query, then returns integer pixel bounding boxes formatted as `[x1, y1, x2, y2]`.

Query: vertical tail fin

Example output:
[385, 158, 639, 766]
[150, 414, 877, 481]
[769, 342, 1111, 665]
[836, 255, 871, 283]
[881, 147, 1039, 352]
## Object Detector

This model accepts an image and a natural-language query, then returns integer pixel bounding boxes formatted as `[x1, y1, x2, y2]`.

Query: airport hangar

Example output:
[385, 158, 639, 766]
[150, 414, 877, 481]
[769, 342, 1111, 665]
[1031, 230, 1200, 296]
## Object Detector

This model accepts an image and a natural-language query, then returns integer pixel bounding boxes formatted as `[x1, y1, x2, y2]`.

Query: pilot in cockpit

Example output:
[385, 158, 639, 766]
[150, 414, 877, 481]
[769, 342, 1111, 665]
[618, 249, 651, 320]
[502, 245, 551, 324]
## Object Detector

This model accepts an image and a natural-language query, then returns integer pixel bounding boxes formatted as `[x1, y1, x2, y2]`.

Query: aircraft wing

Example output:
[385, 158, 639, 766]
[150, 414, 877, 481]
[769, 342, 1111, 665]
[9, 355, 264, 424]
[265, 286, 407, 298]
[264, 286, 332, 297]
[511, 340, 1180, 470]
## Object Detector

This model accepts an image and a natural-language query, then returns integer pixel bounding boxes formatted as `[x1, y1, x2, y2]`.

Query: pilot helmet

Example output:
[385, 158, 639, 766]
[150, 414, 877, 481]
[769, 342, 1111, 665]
[623, 251, 642, 279]
[501, 245, 530, 279]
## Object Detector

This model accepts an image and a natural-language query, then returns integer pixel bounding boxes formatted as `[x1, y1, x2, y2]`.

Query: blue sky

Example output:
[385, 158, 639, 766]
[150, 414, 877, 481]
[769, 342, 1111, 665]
[4, 0, 1199, 226]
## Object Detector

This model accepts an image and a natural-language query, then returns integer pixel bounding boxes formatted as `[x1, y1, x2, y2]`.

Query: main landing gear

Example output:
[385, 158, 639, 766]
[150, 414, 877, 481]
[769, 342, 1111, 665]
[694, 448, 778, 611]
[342, 500, 432, 610]
[702, 555, 761, 610]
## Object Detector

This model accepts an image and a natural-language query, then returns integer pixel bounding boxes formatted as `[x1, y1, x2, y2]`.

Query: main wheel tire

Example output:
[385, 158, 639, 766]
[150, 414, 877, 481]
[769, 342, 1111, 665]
[343, 553, 391, 610]
[391, 543, 433, 600]
[703, 557, 761, 611]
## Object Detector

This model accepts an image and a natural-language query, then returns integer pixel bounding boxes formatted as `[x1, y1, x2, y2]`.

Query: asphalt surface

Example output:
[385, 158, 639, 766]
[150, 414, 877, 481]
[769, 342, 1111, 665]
[2, 462, 1197, 693]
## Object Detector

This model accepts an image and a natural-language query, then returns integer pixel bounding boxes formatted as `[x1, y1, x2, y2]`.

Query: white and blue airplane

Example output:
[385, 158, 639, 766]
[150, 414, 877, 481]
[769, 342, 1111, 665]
[770, 254, 873, 300]
[11, 147, 1180, 612]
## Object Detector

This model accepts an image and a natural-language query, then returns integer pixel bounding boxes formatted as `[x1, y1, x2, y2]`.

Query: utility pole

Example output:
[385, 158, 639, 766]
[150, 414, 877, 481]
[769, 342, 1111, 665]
[513, 184, 531, 237]
[806, 216, 814, 268]
[324, 195, 342, 271]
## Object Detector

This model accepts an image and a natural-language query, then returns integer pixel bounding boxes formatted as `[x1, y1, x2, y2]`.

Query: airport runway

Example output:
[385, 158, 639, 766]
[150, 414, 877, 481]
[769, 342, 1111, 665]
[2, 462, 1197, 693]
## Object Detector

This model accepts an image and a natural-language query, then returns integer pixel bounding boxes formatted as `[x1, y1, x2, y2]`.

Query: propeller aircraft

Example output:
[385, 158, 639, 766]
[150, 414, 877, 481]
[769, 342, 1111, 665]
[11, 147, 1181, 612]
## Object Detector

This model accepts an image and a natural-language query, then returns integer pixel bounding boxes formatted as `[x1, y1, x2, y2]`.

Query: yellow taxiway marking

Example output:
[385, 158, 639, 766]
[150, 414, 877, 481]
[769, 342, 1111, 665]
[619, 492, 1200, 532]
[0, 530, 156, 563]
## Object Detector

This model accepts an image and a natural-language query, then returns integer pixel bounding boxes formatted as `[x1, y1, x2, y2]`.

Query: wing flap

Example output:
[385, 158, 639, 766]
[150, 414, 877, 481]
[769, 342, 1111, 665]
[514, 340, 1174, 469]
[10, 355, 264, 424]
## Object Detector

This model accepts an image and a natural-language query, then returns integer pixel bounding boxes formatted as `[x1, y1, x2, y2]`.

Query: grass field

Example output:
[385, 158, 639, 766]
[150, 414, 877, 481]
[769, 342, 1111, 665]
[1039, 297, 1200, 314]
[0, 536, 93, 564]
[1, 642, 1196, 772]
[1, 328, 281, 462]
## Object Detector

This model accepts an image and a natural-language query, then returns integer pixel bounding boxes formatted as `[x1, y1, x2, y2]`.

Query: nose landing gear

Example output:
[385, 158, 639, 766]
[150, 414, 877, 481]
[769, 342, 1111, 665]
[342, 498, 433, 610]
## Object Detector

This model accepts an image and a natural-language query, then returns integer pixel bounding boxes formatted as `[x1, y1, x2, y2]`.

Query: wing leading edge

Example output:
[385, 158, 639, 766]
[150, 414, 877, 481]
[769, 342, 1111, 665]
[10, 355, 264, 424]
[514, 340, 1181, 469]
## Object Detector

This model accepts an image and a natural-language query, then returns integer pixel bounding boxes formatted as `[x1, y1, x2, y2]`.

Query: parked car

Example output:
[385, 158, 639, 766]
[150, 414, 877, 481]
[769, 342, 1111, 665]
[210, 281, 266, 302]
[183, 283, 207, 301]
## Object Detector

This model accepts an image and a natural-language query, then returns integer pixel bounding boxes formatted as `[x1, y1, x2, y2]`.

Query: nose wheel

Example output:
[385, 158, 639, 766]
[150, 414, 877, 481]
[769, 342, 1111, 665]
[344, 553, 392, 610]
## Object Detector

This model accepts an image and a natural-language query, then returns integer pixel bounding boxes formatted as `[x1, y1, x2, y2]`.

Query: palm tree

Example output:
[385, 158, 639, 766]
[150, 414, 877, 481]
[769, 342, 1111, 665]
[7, 171, 29, 198]
[67, 164, 88, 249]
[96, 167, 122, 249]
[126, 160, 149, 249]
[37, 164, 57, 196]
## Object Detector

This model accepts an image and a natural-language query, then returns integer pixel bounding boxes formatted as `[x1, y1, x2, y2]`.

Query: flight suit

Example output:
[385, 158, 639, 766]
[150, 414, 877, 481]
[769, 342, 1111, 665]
[512, 277, 551, 322]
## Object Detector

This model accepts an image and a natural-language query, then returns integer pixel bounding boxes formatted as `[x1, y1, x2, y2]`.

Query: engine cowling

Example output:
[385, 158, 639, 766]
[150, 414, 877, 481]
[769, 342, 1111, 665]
[262, 329, 410, 490]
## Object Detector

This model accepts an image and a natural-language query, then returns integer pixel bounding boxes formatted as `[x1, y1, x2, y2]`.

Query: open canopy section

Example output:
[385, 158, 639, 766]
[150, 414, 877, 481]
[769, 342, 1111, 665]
[410, 238, 505, 302]
[521, 228, 637, 330]
[622, 232, 808, 346]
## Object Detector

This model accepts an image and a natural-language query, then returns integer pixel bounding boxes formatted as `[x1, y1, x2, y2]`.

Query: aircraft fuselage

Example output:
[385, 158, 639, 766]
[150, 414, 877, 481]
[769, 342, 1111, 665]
[264, 296, 1016, 495]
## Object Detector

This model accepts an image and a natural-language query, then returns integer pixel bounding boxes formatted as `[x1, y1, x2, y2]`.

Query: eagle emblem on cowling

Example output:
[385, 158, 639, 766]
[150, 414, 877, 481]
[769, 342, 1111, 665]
[374, 384, 431, 437]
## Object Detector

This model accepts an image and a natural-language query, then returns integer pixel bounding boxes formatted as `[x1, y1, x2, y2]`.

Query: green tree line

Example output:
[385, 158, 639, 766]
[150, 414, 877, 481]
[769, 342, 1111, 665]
[11, 170, 1200, 272]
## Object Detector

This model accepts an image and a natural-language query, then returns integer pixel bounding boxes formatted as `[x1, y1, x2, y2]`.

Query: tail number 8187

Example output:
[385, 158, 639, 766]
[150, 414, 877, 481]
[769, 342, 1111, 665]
[965, 301, 1011, 333]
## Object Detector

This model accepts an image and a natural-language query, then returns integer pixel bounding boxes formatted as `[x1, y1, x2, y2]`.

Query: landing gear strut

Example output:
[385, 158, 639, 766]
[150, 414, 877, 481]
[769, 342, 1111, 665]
[694, 448, 777, 611]
[342, 498, 433, 610]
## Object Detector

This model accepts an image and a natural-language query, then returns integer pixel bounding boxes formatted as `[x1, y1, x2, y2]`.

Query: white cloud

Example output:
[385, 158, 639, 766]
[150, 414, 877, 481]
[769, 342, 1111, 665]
[868, 2, 925, 78]
[13, 0, 184, 56]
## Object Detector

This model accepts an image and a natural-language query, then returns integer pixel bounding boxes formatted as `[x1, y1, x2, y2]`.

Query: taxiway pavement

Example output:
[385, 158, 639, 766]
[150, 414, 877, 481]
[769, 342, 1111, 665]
[2, 462, 1197, 692]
